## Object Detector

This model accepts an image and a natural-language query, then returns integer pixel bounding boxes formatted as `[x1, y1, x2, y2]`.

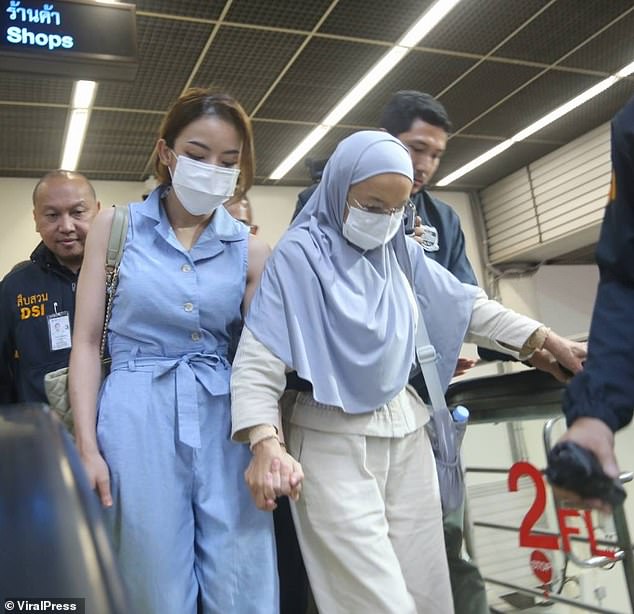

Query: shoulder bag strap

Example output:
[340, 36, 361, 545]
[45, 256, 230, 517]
[100, 205, 129, 358]
[414, 303, 448, 414]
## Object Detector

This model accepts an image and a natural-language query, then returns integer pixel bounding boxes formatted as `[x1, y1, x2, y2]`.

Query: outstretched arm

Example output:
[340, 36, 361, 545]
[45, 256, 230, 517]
[68, 207, 115, 507]
[465, 288, 586, 376]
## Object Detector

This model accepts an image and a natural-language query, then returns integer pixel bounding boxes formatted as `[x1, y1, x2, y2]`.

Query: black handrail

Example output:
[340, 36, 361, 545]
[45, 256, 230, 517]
[446, 368, 565, 424]
[0, 404, 128, 613]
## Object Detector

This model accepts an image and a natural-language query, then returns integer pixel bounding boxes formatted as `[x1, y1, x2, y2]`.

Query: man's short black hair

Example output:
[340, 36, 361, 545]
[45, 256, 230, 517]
[380, 90, 452, 137]
[304, 158, 328, 184]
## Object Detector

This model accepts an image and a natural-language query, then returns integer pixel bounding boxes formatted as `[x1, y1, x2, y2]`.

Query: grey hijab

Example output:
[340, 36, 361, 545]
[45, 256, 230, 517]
[247, 130, 476, 412]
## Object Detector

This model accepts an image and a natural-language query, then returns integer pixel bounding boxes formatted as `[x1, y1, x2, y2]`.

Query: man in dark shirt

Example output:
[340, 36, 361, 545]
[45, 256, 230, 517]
[556, 96, 634, 495]
[0, 170, 100, 404]
[380, 90, 479, 285]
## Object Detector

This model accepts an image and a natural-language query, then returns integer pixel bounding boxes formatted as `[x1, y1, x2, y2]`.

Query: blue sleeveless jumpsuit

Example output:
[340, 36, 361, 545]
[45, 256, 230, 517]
[97, 189, 278, 613]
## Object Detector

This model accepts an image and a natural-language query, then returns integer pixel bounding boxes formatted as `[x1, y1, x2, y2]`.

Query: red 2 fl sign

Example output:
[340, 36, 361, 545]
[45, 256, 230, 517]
[508, 461, 617, 583]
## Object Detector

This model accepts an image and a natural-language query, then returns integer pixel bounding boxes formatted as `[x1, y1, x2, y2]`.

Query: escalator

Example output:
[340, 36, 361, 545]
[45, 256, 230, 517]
[0, 404, 128, 613]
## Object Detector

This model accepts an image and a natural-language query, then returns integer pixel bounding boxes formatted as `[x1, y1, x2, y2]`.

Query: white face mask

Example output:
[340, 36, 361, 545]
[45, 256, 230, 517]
[169, 152, 240, 216]
[342, 204, 404, 251]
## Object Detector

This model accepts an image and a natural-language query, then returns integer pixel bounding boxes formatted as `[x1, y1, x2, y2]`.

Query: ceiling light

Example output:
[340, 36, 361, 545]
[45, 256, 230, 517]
[269, 125, 331, 181]
[436, 60, 634, 187]
[321, 47, 409, 128]
[71, 80, 97, 108]
[512, 76, 617, 142]
[269, 0, 462, 181]
[61, 109, 90, 170]
[399, 0, 462, 47]
[616, 60, 634, 78]
[436, 141, 515, 186]
[60, 80, 97, 171]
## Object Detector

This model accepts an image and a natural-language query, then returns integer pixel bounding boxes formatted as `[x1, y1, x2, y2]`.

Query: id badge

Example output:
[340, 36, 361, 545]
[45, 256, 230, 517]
[47, 311, 72, 351]
[420, 224, 440, 252]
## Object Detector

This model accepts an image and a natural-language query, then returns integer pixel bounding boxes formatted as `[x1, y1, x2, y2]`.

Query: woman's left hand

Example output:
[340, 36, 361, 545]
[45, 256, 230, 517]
[245, 438, 304, 511]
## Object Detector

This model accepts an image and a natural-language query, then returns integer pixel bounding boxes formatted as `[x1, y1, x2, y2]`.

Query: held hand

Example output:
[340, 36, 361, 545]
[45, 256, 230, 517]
[273, 445, 304, 503]
[552, 418, 620, 511]
[80, 450, 112, 507]
[245, 438, 304, 511]
[527, 348, 571, 383]
[542, 332, 587, 375]
[412, 216, 425, 245]
[454, 357, 477, 377]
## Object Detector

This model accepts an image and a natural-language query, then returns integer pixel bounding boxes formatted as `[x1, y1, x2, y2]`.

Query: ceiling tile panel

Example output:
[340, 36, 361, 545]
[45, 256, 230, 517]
[134, 1, 225, 20]
[0, 1, 631, 192]
[0, 76, 73, 105]
[559, 9, 634, 74]
[191, 27, 305, 113]
[437, 60, 542, 130]
[422, 0, 548, 55]
[79, 110, 162, 180]
[95, 16, 212, 111]
[256, 37, 386, 122]
[535, 79, 634, 143]
[442, 140, 559, 190]
[434, 136, 502, 179]
[319, 0, 435, 42]
[342, 51, 477, 127]
[226, 0, 334, 30]
[253, 121, 315, 178]
[493, 0, 634, 65]
[462, 71, 601, 138]
[284, 126, 358, 182]
[0, 106, 67, 175]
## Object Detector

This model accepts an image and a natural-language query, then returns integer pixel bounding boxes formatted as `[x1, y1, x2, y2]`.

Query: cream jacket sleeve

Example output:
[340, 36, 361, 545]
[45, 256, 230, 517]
[231, 289, 547, 441]
[465, 287, 544, 360]
[231, 326, 287, 443]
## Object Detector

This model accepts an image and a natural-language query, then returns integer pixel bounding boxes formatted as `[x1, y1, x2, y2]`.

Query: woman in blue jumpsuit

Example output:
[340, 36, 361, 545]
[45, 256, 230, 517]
[69, 89, 278, 613]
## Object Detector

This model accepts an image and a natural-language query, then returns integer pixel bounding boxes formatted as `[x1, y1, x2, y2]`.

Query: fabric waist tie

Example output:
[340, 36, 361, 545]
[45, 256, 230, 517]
[111, 348, 229, 449]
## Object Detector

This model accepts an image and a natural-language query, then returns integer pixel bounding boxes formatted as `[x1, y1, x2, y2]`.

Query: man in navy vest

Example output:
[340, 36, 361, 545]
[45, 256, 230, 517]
[556, 96, 634, 501]
[0, 170, 100, 404]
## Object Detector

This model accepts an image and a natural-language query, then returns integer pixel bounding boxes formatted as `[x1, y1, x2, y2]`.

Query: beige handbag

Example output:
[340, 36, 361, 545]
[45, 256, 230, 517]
[44, 205, 129, 433]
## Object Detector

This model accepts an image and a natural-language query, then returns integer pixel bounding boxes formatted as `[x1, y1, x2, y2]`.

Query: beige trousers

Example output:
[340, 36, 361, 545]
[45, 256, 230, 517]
[286, 422, 454, 614]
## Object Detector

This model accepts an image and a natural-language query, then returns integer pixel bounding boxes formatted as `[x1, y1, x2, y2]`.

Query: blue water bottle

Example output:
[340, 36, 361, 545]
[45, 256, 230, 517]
[452, 405, 469, 447]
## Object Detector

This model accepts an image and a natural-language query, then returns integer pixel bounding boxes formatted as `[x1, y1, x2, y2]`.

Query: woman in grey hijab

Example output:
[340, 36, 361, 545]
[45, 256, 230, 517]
[231, 131, 586, 613]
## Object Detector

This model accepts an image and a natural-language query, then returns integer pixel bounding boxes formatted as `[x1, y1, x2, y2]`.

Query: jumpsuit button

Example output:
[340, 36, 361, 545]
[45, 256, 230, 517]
[184, 302, 193, 312]
[191, 331, 201, 341]
[181, 264, 191, 272]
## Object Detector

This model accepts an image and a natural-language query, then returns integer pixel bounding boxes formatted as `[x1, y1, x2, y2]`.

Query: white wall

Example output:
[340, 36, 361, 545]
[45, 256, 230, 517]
[248, 185, 298, 247]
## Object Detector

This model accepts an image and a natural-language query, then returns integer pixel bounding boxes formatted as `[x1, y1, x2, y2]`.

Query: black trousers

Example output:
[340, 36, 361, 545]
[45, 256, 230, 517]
[274, 496, 309, 614]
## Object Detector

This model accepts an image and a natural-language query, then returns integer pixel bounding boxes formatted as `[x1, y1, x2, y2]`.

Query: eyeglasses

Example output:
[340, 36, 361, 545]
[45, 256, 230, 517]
[348, 198, 408, 216]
